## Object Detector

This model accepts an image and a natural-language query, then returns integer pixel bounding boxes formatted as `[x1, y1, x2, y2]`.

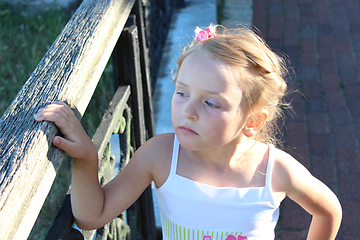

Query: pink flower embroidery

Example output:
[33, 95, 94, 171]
[202, 233, 247, 240]
[202, 236, 213, 240]
[225, 234, 248, 240]
[195, 26, 216, 42]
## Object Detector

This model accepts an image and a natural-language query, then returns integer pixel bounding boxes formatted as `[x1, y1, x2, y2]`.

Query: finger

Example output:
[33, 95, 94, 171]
[47, 105, 73, 120]
[34, 103, 73, 123]
[34, 103, 83, 134]
[52, 135, 94, 160]
[51, 101, 74, 114]
[34, 108, 68, 123]
[52, 136, 76, 156]
[44, 102, 74, 118]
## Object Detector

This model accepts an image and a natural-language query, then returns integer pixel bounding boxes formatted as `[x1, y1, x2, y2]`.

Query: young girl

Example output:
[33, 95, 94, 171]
[34, 25, 342, 240]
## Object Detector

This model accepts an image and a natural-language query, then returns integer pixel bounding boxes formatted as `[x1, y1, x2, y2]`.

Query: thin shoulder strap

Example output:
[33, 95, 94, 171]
[265, 144, 275, 187]
[170, 134, 180, 174]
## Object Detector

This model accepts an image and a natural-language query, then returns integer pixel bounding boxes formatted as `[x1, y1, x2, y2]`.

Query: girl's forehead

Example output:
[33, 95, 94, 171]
[178, 51, 241, 87]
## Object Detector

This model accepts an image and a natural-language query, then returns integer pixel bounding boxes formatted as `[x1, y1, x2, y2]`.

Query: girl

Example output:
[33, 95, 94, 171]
[34, 25, 342, 240]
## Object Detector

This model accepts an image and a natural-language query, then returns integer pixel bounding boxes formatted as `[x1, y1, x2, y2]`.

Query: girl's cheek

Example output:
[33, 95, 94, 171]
[172, 96, 180, 104]
[173, 94, 186, 104]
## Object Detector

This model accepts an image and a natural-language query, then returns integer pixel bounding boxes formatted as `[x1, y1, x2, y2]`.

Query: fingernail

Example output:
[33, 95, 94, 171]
[34, 113, 41, 121]
[55, 138, 60, 145]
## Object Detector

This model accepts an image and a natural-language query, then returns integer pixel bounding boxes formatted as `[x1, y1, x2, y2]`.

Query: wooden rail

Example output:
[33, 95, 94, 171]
[0, 0, 178, 239]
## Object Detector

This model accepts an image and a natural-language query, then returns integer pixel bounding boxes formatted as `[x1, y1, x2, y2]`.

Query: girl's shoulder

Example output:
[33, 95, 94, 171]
[137, 133, 175, 187]
[271, 147, 319, 198]
[137, 133, 175, 155]
[142, 133, 175, 155]
[271, 148, 305, 186]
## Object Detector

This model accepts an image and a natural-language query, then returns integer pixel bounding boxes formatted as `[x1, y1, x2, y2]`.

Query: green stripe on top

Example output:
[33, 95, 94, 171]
[158, 206, 246, 240]
[173, 220, 175, 239]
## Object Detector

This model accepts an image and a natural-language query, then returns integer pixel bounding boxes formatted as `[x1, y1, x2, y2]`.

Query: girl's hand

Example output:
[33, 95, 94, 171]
[34, 101, 97, 161]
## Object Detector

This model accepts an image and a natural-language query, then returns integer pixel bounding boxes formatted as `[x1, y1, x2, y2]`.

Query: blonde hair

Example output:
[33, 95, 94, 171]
[176, 25, 291, 146]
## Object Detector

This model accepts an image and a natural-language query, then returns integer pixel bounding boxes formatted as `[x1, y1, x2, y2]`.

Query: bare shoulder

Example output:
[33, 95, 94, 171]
[138, 133, 175, 160]
[135, 133, 175, 187]
[271, 148, 311, 195]
[272, 148, 308, 177]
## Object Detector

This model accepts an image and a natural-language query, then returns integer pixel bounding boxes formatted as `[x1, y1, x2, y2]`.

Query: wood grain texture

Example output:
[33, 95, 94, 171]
[0, 0, 135, 239]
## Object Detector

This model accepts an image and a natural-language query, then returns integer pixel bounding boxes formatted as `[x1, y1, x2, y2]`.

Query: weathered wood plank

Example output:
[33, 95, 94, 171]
[0, 0, 135, 239]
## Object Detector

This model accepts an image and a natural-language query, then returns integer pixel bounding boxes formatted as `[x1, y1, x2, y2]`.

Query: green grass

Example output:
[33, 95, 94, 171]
[0, 2, 114, 239]
[0, 2, 70, 115]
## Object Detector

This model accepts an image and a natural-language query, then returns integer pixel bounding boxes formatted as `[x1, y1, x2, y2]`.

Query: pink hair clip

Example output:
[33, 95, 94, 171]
[195, 26, 216, 42]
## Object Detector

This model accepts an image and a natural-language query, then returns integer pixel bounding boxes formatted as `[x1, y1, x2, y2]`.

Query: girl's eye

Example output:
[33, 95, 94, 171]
[176, 91, 189, 97]
[205, 101, 219, 108]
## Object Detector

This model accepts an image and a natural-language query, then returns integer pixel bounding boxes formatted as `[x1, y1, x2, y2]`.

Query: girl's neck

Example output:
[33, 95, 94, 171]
[187, 137, 258, 170]
[177, 137, 269, 188]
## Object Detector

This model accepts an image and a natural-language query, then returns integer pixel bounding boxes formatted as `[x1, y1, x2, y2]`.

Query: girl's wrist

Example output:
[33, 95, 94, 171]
[72, 146, 99, 167]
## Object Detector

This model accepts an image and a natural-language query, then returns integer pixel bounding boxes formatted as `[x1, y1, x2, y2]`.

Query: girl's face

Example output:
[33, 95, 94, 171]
[171, 51, 247, 151]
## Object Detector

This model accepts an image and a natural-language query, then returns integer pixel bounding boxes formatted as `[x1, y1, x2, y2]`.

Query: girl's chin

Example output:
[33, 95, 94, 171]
[175, 134, 207, 151]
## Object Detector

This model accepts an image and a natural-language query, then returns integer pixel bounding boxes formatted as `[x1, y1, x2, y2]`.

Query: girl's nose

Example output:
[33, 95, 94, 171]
[182, 101, 199, 121]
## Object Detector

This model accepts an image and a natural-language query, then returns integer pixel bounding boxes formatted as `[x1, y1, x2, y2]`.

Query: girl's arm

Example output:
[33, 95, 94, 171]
[273, 150, 342, 240]
[34, 102, 158, 230]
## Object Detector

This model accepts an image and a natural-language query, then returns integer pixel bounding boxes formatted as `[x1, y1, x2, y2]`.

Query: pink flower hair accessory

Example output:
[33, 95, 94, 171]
[195, 26, 216, 42]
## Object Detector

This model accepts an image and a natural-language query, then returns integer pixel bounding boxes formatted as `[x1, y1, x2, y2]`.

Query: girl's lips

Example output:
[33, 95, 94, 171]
[179, 126, 198, 135]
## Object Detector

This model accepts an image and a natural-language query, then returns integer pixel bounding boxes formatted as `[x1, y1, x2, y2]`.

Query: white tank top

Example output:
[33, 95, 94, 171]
[154, 135, 281, 240]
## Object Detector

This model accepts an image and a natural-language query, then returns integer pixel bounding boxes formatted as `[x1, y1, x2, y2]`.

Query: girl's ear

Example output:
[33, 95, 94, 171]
[242, 111, 269, 138]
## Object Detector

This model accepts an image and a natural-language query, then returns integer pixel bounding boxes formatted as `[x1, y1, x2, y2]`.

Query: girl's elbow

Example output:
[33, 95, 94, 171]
[322, 195, 342, 229]
[329, 191, 342, 217]
[74, 217, 104, 231]
[324, 185, 342, 224]
[333, 198, 342, 225]
[314, 191, 342, 229]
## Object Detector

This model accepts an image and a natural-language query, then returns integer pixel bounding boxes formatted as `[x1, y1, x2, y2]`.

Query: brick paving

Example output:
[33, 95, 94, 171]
[252, 0, 360, 239]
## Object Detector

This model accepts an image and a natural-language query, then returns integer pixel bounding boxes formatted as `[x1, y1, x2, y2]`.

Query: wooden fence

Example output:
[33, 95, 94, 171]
[0, 0, 181, 239]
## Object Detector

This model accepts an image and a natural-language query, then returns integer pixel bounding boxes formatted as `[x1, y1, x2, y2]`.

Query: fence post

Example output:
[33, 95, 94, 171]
[131, 0, 156, 138]
[112, 24, 157, 240]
